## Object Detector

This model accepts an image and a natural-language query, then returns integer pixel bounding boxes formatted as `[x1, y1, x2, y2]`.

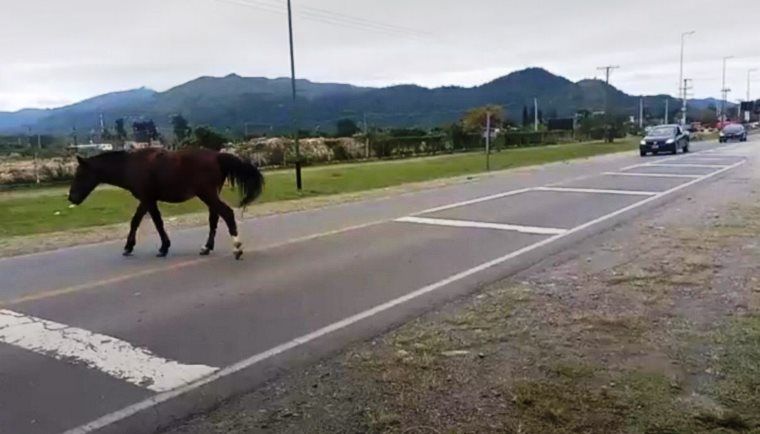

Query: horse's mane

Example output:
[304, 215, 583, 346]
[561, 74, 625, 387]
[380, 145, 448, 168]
[88, 151, 129, 164]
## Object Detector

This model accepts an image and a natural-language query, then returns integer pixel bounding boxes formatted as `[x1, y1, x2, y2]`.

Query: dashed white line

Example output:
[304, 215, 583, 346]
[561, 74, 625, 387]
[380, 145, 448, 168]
[395, 216, 567, 235]
[534, 186, 658, 196]
[0, 309, 218, 392]
[647, 163, 727, 168]
[410, 187, 534, 215]
[603, 172, 701, 178]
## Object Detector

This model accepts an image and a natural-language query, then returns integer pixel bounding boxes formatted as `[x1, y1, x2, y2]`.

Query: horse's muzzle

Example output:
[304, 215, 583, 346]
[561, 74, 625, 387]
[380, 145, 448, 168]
[68, 194, 82, 205]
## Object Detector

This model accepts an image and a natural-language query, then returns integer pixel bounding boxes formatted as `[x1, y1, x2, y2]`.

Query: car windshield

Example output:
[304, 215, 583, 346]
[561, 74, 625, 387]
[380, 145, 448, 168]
[723, 125, 743, 133]
[648, 126, 676, 136]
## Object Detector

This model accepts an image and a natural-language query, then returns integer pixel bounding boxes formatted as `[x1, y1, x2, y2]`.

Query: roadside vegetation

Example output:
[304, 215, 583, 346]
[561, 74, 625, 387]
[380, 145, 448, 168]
[0, 138, 635, 238]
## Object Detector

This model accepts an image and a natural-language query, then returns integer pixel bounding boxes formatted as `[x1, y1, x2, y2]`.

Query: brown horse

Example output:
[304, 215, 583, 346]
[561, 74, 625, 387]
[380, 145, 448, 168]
[68, 148, 264, 260]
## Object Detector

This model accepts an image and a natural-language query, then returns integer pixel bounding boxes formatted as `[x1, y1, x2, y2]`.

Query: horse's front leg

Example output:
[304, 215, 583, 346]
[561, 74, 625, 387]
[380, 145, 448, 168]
[124, 203, 148, 256]
[147, 202, 171, 257]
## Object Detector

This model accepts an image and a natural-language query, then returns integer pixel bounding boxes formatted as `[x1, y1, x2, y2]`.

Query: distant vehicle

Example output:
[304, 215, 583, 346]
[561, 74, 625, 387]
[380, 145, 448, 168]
[719, 124, 747, 142]
[639, 124, 690, 156]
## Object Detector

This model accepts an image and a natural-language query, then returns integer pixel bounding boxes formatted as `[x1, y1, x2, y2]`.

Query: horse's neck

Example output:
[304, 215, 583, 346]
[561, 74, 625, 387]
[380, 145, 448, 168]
[94, 159, 131, 190]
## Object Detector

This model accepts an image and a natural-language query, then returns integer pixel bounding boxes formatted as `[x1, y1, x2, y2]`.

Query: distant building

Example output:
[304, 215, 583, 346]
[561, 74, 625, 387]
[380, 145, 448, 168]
[124, 140, 163, 150]
[68, 142, 113, 151]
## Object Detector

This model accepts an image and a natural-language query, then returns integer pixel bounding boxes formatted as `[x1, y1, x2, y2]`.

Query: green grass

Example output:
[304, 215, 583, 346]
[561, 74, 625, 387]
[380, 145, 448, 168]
[0, 139, 636, 238]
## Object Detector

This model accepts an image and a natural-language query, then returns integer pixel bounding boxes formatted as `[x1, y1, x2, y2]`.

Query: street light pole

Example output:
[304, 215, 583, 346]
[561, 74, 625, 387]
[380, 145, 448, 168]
[721, 55, 734, 123]
[748, 68, 757, 103]
[679, 31, 695, 125]
[485, 111, 491, 171]
[665, 98, 669, 124]
[286, 0, 302, 190]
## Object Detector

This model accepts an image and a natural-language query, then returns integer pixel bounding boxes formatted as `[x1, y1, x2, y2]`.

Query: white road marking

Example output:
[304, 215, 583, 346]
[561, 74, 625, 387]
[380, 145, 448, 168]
[409, 187, 534, 215]
[603, 172, 701, 178]
[646, 163, 727, 168]
[534, 186, 657, 196]
[707, 152, 750, 157]
[681, 156, 742, 161]
[0, 309, 218, 392]
[395, 216, 567, 235]
[65, 159, 746, 434]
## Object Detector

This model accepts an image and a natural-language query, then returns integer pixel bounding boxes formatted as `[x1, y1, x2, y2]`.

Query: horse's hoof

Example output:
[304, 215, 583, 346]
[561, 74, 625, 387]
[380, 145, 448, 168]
[123, 249, 133, 257]
[199, 247, 211, 256]
[156, 251, 168, 258]
[234, 250, 243, 260]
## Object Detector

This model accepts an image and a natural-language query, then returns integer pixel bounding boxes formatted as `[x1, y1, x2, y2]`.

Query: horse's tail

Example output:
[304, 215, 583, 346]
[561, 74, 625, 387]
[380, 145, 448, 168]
[217, 153, 264, 208]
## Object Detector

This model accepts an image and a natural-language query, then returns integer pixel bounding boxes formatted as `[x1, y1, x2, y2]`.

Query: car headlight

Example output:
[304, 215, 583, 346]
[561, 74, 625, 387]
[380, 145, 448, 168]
[666, 139, 675, 144]
[640, 140, 646, 145]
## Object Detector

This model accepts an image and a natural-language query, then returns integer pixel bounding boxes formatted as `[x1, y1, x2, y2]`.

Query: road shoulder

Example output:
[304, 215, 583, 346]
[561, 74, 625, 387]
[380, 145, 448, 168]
[163, 151, 760, 433]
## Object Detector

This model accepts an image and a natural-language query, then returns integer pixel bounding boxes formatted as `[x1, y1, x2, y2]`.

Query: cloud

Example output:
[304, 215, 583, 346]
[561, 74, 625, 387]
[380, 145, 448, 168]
[1, 0, 758, 110]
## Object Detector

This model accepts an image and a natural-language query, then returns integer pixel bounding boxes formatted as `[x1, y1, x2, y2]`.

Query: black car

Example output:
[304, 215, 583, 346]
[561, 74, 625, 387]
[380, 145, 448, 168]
[639, 124, 690, 156]
[719, 124, 747, 143]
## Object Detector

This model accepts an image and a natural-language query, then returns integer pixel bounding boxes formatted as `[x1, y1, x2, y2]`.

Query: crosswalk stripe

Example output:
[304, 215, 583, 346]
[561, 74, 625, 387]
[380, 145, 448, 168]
[0, 309, 218, 392]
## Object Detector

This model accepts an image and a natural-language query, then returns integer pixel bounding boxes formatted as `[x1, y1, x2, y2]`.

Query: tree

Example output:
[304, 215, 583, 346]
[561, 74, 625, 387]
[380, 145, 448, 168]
[115, 118, 127, 141]
[538, 109, 544, 124]
[336, 118, 359, 137]
[101, 127, 114, 141]
[522, 106, 530, 127]
[132, 120, 159, 143]
[171, 114, 191, 146]
[187, 126, 228, 151]
[462, 105, 504, 132]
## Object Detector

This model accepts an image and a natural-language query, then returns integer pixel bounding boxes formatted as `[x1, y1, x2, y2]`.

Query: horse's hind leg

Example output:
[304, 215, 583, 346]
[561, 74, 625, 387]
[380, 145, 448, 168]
[147, 202, 171, 257]
[124, 203, 148, 256]
[199, 192, 242, 260]
[219, 201, 243, 260]
[200, 210, 219, 256]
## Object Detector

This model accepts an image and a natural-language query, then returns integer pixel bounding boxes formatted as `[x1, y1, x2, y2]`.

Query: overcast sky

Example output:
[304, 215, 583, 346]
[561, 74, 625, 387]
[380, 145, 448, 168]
[1, 0, 758, 111]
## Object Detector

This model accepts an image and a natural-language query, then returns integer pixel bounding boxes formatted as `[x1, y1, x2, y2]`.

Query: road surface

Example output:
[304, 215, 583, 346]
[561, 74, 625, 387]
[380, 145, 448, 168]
[0, 137, 755, 433]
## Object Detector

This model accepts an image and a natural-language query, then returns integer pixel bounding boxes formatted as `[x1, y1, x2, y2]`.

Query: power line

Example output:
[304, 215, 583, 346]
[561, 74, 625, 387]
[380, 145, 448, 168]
[214, 0, 431, 40]
[256, 0, 433, 37]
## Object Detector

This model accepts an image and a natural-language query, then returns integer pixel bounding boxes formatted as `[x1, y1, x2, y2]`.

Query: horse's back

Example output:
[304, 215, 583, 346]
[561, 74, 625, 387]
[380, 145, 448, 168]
[127, 148, 223, 202]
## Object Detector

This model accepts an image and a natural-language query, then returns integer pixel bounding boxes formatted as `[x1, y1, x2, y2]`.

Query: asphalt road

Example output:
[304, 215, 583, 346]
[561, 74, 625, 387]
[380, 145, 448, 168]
[0, 136, 755, 434]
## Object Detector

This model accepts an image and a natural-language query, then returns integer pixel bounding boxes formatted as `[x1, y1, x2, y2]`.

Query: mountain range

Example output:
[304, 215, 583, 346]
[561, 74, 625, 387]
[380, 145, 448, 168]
[0, 68, 732, 137]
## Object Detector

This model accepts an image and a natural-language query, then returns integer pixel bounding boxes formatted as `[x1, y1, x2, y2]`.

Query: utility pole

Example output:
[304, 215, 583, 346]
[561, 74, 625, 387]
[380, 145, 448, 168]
[679, 31, 695, 125]
[747, 68, 757, 103]
[286, 0, 302, 190]
[721, 56, 734, 123]
[35, 134, 41, 184]
[639, 97, 644, 129]
[665, 98, 669, 124]
[596, 65, 620, 115]
[533, 98, 538, 132]
[597, 65, 620, 85]
[597, 65, 620, 143]
[363, 112, 369, 159]
[485, 111, 491, 171]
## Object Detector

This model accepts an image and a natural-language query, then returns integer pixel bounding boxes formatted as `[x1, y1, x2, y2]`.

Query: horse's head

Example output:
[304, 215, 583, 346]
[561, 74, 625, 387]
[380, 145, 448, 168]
[68, 156, 100, 205]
